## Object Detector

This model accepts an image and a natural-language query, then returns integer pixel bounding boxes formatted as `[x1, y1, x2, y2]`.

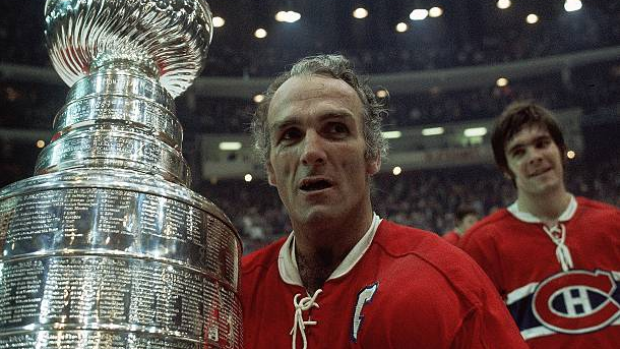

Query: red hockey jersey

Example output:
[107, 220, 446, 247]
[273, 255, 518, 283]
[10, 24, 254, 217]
[241, 215, 527, 348]
[460, 196, 620, 348]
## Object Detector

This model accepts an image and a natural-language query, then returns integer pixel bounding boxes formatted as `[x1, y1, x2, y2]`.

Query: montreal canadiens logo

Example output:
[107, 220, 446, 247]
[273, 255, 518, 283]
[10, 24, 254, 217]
[532, 270, 620, 334]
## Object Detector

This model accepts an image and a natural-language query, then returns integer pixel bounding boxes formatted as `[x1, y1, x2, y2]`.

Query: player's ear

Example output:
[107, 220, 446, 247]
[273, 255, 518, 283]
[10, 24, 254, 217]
[366, 154, 381, 176]
[267, 161, 277, 186]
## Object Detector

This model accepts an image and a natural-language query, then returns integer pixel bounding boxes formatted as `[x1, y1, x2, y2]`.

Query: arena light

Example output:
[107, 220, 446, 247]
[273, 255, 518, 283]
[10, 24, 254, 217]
[219, 142, 242, 151]
[396, 22, 408, 33]
[392, 166, 402, 176]
[253, 94, 265, 103]
[376, 89, 388, 98]
[353, 8, 368, 19]
[36, 140, 46, 148]
[410, 9, 428, 21]
[496, 77, 509, 87]
[275, 11, 301, 23]
[429, 7, 443, 18]
[382, 131, 402, 139]
[526, 14, 539, 24]
[422, 127, 445, 136]
[464, 127, 487, 137]
[496, 0, 511, 10]
[213, 16, 225, 28]
[244, 174, 253, 182]
[566, 150, 576, 159]
[254, 28, 267, 39]
[564, 0, 583, 12]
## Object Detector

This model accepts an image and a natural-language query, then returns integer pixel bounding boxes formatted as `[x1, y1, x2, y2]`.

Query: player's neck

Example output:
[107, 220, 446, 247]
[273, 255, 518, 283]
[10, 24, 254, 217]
[293, 209, 374, 294]
[517, 187, 572, 226]
[295, 246, 344, 295]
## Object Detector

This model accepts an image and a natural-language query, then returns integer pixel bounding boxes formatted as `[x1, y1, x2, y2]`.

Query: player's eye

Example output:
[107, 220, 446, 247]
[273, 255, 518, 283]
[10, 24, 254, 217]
[511, 148, 525, 158]
[325, 122, 349, 137]
[279, 127, 303, 144]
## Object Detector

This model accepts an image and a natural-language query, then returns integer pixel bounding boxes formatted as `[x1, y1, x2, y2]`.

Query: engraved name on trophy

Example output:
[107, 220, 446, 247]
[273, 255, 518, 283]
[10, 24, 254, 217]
[0, 0, 242, 348]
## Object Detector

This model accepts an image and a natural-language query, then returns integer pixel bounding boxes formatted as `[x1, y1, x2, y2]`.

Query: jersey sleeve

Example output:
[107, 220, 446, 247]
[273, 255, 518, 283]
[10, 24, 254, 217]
[450, 297, 528, 349]
[449, 256, 528, 349]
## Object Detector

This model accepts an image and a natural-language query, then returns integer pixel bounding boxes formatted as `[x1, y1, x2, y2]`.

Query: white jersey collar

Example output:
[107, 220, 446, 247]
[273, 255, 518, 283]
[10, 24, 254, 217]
[507, 194, 577, 223]
[278, 213, 382, 286]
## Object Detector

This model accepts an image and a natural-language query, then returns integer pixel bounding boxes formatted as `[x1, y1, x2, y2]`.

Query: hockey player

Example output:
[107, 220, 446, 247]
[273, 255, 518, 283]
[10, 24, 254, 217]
[443, 205, 479, 245]
[460, 101, 620, 347]
[240, 54, 527, 348]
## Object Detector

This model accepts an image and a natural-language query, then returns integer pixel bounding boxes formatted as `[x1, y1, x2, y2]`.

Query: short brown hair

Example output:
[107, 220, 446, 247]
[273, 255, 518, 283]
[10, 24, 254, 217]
[491, 101, 567, 176]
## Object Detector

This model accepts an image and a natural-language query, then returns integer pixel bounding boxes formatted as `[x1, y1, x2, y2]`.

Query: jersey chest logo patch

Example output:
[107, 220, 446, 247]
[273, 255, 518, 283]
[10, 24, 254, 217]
[351, 282, 378, 343]
[532, 269, 620, 334]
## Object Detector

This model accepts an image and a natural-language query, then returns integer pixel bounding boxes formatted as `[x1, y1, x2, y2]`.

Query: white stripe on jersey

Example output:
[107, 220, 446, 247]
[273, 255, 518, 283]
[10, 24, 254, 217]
[506, 282, 539, 305]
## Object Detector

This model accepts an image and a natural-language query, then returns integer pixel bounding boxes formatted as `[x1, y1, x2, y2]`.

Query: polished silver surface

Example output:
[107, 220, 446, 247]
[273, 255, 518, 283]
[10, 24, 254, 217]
[44, 0, 213, 98]
[36, 125, 191, 186]
[0, 171, 242, 348]
[54, 94, 182, 149]
[1, 0, 241, 348]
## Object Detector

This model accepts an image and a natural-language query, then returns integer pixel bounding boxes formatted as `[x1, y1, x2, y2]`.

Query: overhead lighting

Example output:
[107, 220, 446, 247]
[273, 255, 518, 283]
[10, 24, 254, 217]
[376, 89, 388, 98]
[409, 9, 428, 21]
[244, 174, 253, 182]
[392, 166, 402, 176]
[464, 127, 487, 137]
[422, 127, 445, 136]
[526, 14, 539, 24]
[36, 140, 46, 148]
[353, 8, 368, 19]
[566, 150, 576, 159]
[382, 131, 402, 139]
[395, 22, 408, 33]
[496, 0, 511, 10]
[253, 94, 265, 103]
[564, 0, 583, 12]
[254, 28, 267, 39]
[275, 10, 301, 23]
[213, 16, 225, 28]
[429, 7, 443, 18]
[496, 77, 509, 87]
[219, 142, 242, 151]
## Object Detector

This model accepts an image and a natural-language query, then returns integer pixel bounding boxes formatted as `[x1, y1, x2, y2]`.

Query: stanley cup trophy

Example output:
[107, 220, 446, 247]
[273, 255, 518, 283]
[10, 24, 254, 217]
[0, 0, 242, 348]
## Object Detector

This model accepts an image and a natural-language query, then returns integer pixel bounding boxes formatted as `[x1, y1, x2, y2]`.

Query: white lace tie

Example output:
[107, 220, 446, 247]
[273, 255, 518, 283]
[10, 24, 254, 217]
[290, 289, 322, 349]
[542, 223, 574, 272]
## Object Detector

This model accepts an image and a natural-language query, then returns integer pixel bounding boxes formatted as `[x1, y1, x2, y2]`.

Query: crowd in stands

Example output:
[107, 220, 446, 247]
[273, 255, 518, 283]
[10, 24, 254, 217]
[2, 60, 619, 135]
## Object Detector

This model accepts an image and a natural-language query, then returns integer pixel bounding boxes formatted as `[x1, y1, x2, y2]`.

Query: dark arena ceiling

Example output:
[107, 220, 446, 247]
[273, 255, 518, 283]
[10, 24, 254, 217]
[1, 0, 618, 77]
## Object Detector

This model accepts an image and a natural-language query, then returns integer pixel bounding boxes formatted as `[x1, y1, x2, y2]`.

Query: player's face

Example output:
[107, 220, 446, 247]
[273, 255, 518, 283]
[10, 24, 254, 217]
[504, 125, 565, 197]
[460, 214, 479, 232]
[265, 75, 380, 228]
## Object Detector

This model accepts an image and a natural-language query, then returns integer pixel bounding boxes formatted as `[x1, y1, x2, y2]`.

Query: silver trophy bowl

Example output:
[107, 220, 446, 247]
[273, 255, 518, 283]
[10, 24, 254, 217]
[0, 0, 242, 348]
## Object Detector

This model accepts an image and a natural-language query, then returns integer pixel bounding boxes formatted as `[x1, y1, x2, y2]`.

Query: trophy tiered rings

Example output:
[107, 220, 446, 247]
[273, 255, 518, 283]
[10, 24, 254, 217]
[0, 0, 242, 348]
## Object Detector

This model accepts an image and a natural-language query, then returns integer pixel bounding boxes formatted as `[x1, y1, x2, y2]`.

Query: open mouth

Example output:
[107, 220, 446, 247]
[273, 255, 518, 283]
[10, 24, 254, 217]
[299, 178, 333, 192]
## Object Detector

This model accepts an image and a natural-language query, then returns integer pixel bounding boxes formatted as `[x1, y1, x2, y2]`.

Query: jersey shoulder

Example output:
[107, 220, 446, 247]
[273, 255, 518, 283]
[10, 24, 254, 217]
[241, 236, 287, 277]
[373, 220, 501, 308]
[374, 220, 485, 279]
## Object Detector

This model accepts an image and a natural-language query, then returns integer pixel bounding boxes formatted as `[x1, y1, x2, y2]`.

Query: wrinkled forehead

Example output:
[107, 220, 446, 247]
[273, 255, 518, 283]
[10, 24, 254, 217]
[267, 75, 364, 124]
